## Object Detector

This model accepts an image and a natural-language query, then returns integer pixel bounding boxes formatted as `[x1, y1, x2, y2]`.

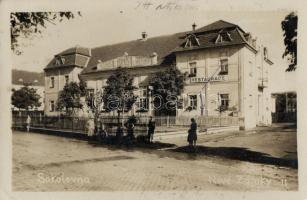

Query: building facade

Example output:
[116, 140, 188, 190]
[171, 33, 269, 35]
[44, 20, 273, 129]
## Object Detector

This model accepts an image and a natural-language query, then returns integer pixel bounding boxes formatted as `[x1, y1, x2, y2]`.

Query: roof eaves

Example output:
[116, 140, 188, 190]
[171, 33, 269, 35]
[173, 42, 247, 53]
[80, 64, 162, 75]
[44, 65, 77, 71]
[235, 27, 257, 53]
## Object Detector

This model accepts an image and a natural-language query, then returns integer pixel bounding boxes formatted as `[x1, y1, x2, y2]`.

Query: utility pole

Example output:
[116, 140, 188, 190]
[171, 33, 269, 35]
[200, 65, 221, 117]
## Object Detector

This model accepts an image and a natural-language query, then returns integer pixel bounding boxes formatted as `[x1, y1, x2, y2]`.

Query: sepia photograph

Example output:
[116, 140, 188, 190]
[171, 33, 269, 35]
[0, 0, 306, 199]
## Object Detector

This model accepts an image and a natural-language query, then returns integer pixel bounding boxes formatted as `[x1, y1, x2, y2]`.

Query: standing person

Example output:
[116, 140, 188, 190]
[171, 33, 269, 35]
[126, 120, 135, 141]
[86, 117, 95, 138]
[26, 115, 31, 132]
[147, 116, 156, 143]
[187, 118, 197, 147]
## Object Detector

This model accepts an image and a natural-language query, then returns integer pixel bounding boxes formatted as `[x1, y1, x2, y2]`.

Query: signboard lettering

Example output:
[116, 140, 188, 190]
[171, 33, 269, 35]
[190, 76, 226, 83]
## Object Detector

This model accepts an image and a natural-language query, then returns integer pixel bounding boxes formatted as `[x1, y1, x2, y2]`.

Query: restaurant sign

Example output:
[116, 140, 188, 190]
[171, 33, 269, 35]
[190, 75, 226, 83]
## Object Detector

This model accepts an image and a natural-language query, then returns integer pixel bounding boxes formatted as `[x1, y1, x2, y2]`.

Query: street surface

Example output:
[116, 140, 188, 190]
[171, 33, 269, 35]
[12, 124, 298, 191]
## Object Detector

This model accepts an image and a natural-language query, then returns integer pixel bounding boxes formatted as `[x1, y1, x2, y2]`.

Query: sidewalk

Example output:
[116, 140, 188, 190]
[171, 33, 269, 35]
[160, 123, 297, 168]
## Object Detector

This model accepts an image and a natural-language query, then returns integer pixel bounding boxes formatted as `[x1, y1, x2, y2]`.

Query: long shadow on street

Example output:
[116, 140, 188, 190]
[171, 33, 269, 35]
[88, 137, 298, 169]
[171, 145, 298, 169]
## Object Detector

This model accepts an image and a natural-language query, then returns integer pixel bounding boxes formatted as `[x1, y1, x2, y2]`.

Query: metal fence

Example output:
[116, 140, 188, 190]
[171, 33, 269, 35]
[12, 113, 239, 135]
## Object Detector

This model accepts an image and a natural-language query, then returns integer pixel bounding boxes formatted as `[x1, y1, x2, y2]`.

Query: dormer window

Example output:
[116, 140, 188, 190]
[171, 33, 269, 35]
[55, 58, 61, 65]
[55, 56, 65, 65]
[184, 34, 200, 48]
[215, 30, 232, 43]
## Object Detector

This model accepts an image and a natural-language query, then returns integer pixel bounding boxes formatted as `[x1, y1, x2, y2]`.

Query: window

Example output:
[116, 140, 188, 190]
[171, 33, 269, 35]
[50, 77, 55, 88]
[189, 95, 197, 110]
[219, 94, 229, 110]
[65, 75, 69, 85]
[219, 59, 228, 75]
[138, 87, 148, 110]
[189, 62, 197, 77]
[50, 101, 55, 112]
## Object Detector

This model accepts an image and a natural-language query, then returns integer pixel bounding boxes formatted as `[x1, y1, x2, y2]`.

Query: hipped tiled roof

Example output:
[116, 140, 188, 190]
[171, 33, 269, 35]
[45, 20, 255, 74]
[45, 47, 90, 70]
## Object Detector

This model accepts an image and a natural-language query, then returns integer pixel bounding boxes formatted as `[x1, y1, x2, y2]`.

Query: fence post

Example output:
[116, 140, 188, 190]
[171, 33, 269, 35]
[63, 117, 65, 129]
[72, 117, 74, 132]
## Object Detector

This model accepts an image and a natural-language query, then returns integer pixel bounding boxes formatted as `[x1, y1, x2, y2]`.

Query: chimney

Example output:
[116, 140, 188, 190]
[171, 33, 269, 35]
[192, 23, 197, 31]
[141, 31, 148, 41]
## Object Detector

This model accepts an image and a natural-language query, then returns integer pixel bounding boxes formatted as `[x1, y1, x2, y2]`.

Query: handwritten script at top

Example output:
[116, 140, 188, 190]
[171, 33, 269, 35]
[135, 0, 198, 11]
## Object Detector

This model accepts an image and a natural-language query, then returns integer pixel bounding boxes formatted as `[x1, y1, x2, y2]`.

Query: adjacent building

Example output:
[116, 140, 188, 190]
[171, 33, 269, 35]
[271, 91, 297, 123]
[44, 20, 273, 129]
[12, 69, 45, 111]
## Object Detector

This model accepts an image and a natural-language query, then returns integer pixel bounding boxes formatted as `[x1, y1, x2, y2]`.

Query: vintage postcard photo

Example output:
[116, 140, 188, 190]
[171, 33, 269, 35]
[0, 0, 306, 199]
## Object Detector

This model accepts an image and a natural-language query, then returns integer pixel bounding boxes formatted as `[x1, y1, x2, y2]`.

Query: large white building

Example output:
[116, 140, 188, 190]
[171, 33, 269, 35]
[44, 20, 273, 129]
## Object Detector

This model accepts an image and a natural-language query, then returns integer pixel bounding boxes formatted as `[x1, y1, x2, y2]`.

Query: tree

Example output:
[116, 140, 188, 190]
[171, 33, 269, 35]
[11, 12, 81, 54]
[102, 67, 137, 125]
[12, 86, 41, 110]
[86, 89, 104, 123]
[149, 66, 186, 116]
[57, 81, 87, 116]
[281, 12, 297, 71]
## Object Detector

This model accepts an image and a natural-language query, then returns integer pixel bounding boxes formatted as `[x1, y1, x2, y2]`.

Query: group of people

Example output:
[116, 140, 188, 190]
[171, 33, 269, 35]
[86, 116, 198, 147]
[85, 116, 157, 144]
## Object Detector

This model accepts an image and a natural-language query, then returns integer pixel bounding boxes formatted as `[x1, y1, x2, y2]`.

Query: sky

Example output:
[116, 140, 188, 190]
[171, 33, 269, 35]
[11, 1, 296, 93]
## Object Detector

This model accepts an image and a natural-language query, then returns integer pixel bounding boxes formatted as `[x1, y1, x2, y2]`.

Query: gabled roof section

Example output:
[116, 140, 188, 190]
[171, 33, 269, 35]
[12, 69, 44, 86]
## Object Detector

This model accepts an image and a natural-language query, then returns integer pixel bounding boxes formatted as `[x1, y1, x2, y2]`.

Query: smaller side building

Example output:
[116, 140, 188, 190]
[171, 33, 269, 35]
[271, 91, 297, 123]
[44, 46, 91, 116]
[12, 69, 45, 111]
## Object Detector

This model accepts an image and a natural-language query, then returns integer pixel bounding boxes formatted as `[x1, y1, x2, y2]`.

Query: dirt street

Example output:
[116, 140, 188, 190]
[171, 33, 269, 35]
[12, 124, 298, 191]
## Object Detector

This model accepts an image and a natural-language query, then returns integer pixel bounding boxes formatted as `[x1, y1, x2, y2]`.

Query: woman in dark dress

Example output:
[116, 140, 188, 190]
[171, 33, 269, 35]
[147, 116, 156, 143]
[126, 121, 135, 141]
[187, 118, 197, 147]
